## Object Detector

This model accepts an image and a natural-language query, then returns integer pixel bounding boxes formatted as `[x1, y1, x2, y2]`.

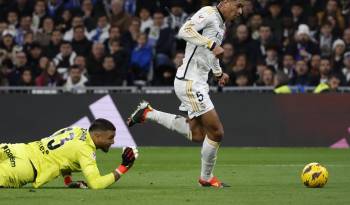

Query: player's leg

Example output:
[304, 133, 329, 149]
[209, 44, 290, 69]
[127, 101, 206, 142]
[197, 109, 226, 186]
[0, 144, 35, 188]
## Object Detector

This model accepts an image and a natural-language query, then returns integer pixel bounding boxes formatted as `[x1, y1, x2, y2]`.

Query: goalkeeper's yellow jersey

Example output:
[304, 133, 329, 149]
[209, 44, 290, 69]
[26, 127, 115, 189]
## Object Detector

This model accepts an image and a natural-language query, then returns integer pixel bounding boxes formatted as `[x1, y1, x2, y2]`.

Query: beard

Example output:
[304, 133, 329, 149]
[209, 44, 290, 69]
[101, 147, 109, 153]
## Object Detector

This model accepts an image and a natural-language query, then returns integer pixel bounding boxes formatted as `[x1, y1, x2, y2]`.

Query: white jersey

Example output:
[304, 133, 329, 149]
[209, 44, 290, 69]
[176, 6, 225, 83]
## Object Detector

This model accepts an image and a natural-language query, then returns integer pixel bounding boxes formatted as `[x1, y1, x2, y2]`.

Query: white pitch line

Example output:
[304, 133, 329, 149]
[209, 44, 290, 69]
[221, 164, 350, 167]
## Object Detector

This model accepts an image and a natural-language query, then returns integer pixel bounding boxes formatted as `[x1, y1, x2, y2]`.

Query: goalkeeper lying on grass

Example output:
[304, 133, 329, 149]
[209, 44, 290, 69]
[0, 118, 137, 189]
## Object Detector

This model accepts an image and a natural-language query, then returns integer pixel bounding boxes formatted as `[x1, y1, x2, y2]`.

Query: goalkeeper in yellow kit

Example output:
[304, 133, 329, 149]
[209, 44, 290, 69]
[0, 118, 137, 189]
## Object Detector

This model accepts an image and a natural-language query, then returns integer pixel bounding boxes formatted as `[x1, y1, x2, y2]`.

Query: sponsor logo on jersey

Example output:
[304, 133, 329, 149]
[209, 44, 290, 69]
[2, 145, 16, 167]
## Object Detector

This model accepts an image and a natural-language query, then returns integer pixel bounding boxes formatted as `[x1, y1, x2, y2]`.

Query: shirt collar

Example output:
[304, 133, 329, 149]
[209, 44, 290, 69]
[216, 6, 226, 23]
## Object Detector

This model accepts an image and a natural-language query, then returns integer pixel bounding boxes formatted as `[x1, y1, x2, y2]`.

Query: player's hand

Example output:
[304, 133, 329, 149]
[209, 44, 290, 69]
[121, 147, 136, 168]
[212, 46, 224, 58]
[67, 181, 88, 189]
[218, 73, 229, 87]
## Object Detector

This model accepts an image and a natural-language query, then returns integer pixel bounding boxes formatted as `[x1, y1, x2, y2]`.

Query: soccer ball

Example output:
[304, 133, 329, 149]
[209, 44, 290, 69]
[301, 162, 329, 188]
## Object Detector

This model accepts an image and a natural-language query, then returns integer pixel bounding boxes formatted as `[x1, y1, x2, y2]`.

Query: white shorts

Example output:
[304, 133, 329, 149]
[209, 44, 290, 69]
[174, 78, 214, 119]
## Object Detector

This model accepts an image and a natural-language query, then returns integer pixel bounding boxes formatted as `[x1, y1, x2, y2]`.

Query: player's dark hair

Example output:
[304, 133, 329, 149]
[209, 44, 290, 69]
[89, 119, 116, 132]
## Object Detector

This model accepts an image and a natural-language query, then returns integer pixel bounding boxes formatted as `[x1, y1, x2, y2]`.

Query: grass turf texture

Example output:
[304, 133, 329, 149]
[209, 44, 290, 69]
[0, 147, 349, 205]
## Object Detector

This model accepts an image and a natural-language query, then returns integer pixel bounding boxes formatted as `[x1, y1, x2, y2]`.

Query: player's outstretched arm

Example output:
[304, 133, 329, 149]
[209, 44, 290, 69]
[79, 147, 137, 189]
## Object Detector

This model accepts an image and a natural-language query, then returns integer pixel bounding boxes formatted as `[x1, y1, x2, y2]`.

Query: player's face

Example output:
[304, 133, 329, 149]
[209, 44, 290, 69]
[225, 0, 244, 21]
[97, 130, 115, 153]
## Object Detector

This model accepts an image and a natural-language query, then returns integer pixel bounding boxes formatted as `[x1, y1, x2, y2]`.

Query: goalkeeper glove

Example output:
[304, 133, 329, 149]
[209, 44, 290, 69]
[64, 175, 88, 189]
[116, 147, 136, 175]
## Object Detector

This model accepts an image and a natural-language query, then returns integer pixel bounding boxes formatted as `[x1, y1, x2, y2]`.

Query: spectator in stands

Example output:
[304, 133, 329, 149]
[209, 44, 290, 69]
[265, 1, 283, 43]
[81, 0, 97, 31]
[286, 24, 319, 62]
[15, 15, 33, 46]
[251, 24, 274, 64]
[235, 70, 251, 87]
[317, 0, 345, 35]
[146, 10, 173, 53]
[109, 40, 128, 82]
[290, 59, 312, 86]
[172, 51, 184, 69]
[35, 61, 64, 86]
[122, 17, 141, 53]
[315, 58, 333, 84]
[63, 15, 88, 41]
[264, 45, 280, 71]
[130, 33, 152, 83]
[86, 42, 105, 78]
[342, 52, 350, 85]
[8, 51, 28, 85]
[8, 0, 34, 17]
[281, 16, 295, 49]
[331, 39, 346, 72]
[53, 41, 77, 78]
[147, 10, 175, 74]
[100, 55, 125, 85]
[47, 0, 64, 20]
[104, 26, 122, 54]
[32, 0, 48, 31]
[281, 54, 295, 79]
[260, 66, 275, 86]
[316, 21, 335, 58]
[73, 55, 88, 75]
[247, 13, 263, 40]
[139, 8, 153, 33]
[0, 30, 16, 54]
[88, 15, 110, 43]
[44, 29, 62, 58]
[220, 42, 235, 73]
[230, 24, 253, 60]
[18, 68, 35, 86]
[34, 17, 55, 47]
[166, 1, 188, 33]
[27, 43, 43, 77]
[6, 10, 19, 31]
[290, 1, 308, 27]
[0, 21, 8, 35]
[110, 0, 132, 33]
[64, 64, 88, 92]
[38, 56, 50, 74]
[228, 53, 250, 86]
[71, 25, 92, 56]
[309, 54, 321, 78]
[343, 28, 350, 51]
[56, 9, 72, 32]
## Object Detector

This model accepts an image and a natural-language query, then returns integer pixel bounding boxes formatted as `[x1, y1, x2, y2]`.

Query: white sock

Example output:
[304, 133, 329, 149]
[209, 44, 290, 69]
[146, 109, 192, 141]
[200, 136, 220, 181]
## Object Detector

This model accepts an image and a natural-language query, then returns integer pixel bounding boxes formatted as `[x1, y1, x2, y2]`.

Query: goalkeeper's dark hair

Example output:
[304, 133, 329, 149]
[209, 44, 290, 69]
[89, 118, 116, 132]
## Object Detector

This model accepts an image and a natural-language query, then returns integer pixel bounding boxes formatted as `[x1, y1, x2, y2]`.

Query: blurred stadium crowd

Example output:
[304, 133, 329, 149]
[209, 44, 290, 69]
[0, 0, 350, 91]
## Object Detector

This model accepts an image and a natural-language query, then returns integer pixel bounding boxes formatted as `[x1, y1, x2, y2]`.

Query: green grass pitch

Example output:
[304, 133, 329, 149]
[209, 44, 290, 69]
[1, 147, 349, 205]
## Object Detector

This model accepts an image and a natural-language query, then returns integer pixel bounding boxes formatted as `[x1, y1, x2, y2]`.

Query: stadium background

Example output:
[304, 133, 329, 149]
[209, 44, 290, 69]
[0, 1, 349, 204]
[0, 0, 350, 147]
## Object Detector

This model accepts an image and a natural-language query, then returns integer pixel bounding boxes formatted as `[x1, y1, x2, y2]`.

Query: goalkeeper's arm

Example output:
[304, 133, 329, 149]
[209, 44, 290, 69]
[79, 147, 136, 189]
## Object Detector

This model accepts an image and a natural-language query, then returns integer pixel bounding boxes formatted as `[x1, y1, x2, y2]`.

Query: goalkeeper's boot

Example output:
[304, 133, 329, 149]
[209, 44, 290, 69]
[198, 176, 230, 188]
[127, 100, 153, 127]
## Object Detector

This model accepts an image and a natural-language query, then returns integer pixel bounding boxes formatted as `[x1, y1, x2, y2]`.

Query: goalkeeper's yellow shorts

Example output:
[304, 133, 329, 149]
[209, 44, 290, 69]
[0, 143, 35, 188]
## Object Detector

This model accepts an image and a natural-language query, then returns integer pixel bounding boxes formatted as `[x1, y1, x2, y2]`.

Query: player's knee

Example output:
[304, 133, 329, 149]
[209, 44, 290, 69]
[211, 127, 224, 141]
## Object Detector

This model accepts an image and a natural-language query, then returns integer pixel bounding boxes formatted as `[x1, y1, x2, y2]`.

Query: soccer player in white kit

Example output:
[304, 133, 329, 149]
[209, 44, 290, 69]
[127, 0, 244, 188]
